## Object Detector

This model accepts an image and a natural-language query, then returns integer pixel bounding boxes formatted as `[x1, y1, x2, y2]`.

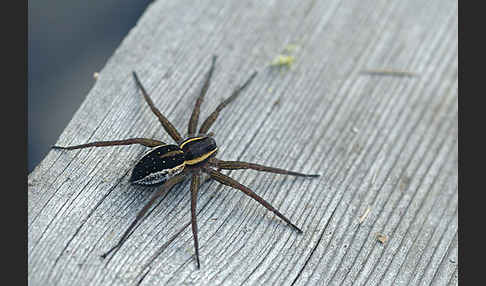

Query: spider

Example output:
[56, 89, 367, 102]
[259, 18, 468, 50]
[52, 55, 319, 268]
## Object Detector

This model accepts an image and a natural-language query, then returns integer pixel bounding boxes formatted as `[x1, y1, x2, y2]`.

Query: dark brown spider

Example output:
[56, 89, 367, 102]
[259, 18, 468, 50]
[52, 55, 319, 268]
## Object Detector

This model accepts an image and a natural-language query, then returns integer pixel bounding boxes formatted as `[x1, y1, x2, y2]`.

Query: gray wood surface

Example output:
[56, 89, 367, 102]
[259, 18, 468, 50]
[28, 0, 458, 285]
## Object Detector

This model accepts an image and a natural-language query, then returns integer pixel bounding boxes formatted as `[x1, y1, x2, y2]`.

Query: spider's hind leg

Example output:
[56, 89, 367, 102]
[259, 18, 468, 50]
[101, 174, 185, 259]
[190, 173, 201, 268]
[52, 138, 166, 150]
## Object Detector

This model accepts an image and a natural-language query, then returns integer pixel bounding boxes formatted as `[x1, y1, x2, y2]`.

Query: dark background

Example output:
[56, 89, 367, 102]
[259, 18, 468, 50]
[28, 0, 152, 172]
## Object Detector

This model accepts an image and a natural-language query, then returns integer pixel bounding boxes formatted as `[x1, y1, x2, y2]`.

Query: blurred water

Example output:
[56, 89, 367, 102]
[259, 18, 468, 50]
[28, 0, 152, 172]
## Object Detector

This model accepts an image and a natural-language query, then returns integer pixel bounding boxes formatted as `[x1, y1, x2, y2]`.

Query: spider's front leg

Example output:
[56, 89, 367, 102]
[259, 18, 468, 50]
[52, 138, 166, 150]
[188, 55, 217, 136]
[209, 158, 320, 178]
[198, 71, 257, 134]
[132, 71, 183, 143]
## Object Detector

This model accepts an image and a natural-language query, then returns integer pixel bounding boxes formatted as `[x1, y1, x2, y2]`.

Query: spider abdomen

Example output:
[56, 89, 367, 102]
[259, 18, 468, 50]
[130, 145, 185, 185]
[179, 136, 218, 165]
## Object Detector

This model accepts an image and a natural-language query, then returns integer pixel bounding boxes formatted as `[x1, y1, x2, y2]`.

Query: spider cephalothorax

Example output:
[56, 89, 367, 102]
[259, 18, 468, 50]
[53, 55, 319, 268]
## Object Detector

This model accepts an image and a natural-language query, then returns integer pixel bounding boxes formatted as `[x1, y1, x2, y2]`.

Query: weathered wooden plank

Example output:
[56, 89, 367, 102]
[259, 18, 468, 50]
[28, 0, 458, 285]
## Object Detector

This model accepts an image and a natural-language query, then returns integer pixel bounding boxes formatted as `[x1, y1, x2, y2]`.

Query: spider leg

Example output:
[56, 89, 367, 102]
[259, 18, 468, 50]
[52, 138, 166, 150]
[202, 167, 303, 233]
[199, 71, 257, 134]
[132, 71, 183, 143]
[210, 158, 320, 178]
[188, 55, 217, 136]
[190, 173, 201, 268]
[144, 220, 192, 270]
[101, 174, 186, 259]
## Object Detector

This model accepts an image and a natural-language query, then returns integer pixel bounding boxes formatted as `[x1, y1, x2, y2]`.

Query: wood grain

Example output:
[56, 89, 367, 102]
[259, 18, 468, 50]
[28, 0, 458, 285]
